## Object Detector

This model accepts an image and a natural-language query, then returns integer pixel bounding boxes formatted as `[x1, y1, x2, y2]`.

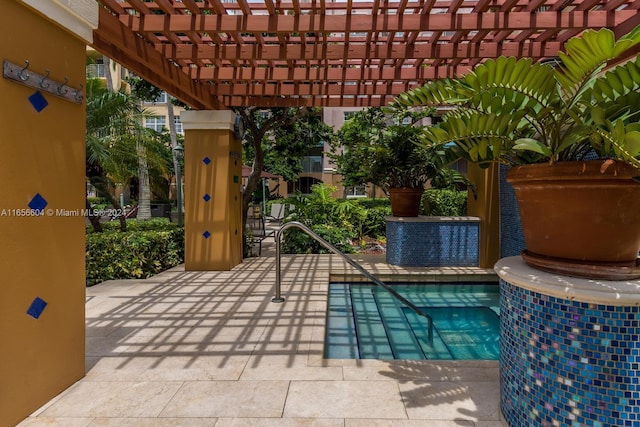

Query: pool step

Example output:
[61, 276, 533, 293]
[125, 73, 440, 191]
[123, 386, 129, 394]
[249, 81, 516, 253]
[371, 290, 426, 360]
[350, 286, 395, 359]
[324, 284, 359, 359]
[325, 282, 501, 361]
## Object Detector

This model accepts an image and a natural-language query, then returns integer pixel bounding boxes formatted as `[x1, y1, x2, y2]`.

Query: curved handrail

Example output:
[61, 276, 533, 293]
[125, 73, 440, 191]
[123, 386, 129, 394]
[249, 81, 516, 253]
[272, 221, 433, 344]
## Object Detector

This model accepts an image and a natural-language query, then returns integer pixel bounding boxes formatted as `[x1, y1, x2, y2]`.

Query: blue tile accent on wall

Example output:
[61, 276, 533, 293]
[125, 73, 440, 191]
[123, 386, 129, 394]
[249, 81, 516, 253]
[202, 156, 211, 165]
[27, 297, 47, 319]
[386, 220, 479, 267]
[203, 231, 211, 239]
[499, 164, 525, 258]
[500, 279, 640, 427]
[203, 193, 211, 202]
[28, 91, 48, 112]
[28, 193, 48, 211]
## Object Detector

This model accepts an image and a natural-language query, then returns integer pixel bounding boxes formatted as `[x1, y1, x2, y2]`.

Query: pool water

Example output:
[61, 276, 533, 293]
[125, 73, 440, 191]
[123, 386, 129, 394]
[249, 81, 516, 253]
[325, 282, 500, 360]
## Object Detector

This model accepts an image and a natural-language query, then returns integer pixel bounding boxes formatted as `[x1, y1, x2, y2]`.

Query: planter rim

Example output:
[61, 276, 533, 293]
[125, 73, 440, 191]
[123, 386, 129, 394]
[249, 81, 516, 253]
[495, 256, 640, 305]
[506, 159, 640, 183]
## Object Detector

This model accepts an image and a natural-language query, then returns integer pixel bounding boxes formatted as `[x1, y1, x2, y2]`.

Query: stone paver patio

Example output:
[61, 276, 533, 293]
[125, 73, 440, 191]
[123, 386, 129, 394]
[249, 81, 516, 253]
[18, 250, 504, 426]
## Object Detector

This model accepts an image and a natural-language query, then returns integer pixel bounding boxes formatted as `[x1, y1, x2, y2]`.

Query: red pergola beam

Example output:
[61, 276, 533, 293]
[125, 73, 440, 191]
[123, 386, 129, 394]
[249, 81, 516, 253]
[92, 7, 223, 110]
[190, 65, 471, 81]
[220, 95, 396, 107]
[119, 10, 635, 34]
[210, 82, 418, 96]
[159, 40, 562, 61]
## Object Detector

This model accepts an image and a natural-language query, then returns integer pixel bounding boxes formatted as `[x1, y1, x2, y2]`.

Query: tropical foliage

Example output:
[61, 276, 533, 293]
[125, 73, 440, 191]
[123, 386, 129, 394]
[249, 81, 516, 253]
[235, 107, 334, 256]
[389, 26, 640, 167]
[86, 219, 183, 286]
[85, 77, 171, 231]
[282, 183, 364, 254]
[331, 107, 467, 191]
[277, 184, 467, 254]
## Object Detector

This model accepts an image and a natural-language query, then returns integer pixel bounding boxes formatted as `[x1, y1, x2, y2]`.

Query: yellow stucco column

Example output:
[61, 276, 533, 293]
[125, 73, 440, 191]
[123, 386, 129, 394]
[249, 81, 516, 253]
[181, 110, 243, 270]
[0, 1, 96, 425]
[467, 163, 501, 268]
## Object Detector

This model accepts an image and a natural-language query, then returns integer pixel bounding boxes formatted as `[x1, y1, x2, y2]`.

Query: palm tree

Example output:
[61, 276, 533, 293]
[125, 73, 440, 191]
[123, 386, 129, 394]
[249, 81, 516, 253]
[85, 77, 166, 231]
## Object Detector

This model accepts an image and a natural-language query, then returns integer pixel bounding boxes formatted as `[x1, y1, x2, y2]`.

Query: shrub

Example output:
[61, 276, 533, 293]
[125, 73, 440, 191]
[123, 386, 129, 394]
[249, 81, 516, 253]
[85, 220, 184, 286]
[362, 205, 392, 237]
[353, 198, 391, 210]
[281, 223, 355, 254]
[421, 189, 467, 216]
[86, 218, 176, 233]
[281, 184, 359, 253]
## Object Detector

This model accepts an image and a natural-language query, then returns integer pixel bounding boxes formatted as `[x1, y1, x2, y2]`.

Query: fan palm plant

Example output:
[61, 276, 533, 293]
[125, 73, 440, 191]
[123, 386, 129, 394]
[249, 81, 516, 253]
[389, 26, 640, 279]
[390, 26, 640, 168]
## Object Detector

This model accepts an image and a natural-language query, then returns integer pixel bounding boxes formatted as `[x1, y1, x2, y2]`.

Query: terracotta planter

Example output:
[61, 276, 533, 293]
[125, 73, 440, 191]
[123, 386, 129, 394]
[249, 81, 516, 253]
[506, 160, 640, 280]
[388, 187, 424, 217]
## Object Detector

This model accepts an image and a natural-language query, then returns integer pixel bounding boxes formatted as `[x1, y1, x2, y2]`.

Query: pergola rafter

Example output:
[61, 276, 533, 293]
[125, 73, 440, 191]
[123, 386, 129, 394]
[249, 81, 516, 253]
[92, 0, 640, 109]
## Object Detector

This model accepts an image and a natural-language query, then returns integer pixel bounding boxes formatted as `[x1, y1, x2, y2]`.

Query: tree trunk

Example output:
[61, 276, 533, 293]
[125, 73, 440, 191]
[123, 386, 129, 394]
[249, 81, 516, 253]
[102, 55, 114, 91]
[85, 197, 102, 232]
[167, 101, 183, 225]
[136, 140, 152, 220]
[89, 175, 126, 231]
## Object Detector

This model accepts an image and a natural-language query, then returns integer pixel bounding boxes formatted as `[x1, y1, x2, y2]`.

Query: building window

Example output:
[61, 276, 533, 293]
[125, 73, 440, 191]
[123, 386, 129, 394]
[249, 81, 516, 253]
[146, 91, 167, 104]
[174, 116, 183, 134]
[145, 117, 166, 132]
[344, 111, 357, 121]
[86, 62, 105, 78]
[345, 185, 367, 198]
[301, 156, 323, 173]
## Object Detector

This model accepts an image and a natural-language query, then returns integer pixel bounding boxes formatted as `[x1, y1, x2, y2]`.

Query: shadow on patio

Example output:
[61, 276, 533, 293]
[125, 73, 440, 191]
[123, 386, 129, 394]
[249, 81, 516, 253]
[20, 254, 503, 426]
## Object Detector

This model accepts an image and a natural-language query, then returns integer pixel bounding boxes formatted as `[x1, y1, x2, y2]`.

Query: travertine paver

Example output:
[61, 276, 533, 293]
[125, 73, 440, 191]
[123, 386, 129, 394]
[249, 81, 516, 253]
[160, 381, 290, 418]
[18, 253, 504, 426]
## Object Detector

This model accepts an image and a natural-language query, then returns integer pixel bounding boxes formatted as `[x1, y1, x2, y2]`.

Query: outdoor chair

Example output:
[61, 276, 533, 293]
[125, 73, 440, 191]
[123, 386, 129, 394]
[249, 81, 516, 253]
[247, 214, 275, 256]
[265, 203, 286, 223]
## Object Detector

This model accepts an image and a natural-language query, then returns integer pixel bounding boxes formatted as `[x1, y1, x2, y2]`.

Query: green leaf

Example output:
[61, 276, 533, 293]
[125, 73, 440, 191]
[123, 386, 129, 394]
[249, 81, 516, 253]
[624, 131, 640, 156]
[513, 138, 552, 156]
[591, 107, 606, 125]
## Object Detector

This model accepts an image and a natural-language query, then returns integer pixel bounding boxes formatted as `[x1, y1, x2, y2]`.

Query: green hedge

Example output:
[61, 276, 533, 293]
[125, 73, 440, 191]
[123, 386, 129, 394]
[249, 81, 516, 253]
[86, 220, 184, 287]
[362, 204, 392, 237]
[421, 189, 468, 216]
[281, 223, 356, 254]
[86, 218, 177, 233]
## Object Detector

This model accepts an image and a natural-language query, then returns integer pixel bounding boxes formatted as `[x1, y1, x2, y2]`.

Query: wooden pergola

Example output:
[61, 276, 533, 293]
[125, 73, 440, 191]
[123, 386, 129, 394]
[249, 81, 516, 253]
[92, 0, 640, 110]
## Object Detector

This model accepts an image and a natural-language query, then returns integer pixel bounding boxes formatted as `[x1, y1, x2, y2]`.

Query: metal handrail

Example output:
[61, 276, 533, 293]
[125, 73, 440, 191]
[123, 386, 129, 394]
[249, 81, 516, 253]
[272, 221, 433, 345]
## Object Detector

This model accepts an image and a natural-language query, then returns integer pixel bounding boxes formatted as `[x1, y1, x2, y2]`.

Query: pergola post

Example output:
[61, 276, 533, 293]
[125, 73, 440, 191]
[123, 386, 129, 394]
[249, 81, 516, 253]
[180, 110, 243, 270]
[467, 163, 501, 268]
[0, 1, 96, 424]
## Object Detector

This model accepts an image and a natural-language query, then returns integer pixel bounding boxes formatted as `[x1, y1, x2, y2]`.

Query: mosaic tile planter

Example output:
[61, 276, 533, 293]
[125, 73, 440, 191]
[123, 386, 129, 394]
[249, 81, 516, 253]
[385, 216, 480, 267]
[496, 257, 640, 427]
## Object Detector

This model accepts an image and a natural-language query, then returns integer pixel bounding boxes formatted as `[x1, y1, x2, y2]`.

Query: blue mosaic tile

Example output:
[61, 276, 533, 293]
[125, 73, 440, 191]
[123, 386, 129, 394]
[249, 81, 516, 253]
[500, 279, 640, 426]
[27, 297, 47, 319]
[203, 193, 211, 202]
[386, 220, 479, 267]
[202, 156, 211, 165]
[203, 231, 211, 239]
[28, 193, 48, 211]
[28, 91, 48, 112]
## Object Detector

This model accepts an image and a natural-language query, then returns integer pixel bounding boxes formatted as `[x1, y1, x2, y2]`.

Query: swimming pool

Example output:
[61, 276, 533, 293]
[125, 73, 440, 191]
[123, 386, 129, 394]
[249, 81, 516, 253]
[325, 282, 500, 360]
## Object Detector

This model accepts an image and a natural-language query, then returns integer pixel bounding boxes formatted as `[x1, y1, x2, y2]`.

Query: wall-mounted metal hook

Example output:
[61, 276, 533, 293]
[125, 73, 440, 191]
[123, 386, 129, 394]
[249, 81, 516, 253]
[73, 83, 83, 102]
[39, 69, 50, 89]
[17, 60, 30, 81]
[57, 77, 68, 95]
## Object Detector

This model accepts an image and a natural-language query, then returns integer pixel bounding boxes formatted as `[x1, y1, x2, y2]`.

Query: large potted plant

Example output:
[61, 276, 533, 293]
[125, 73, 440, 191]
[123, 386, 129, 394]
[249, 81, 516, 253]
[390, 26, 640, 279]
[334, 108, 465, 216]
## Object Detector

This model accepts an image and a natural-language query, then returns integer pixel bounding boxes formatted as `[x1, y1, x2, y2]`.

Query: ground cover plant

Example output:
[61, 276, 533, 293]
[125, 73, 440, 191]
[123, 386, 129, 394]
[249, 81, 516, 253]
[85, 218, 184, 286]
